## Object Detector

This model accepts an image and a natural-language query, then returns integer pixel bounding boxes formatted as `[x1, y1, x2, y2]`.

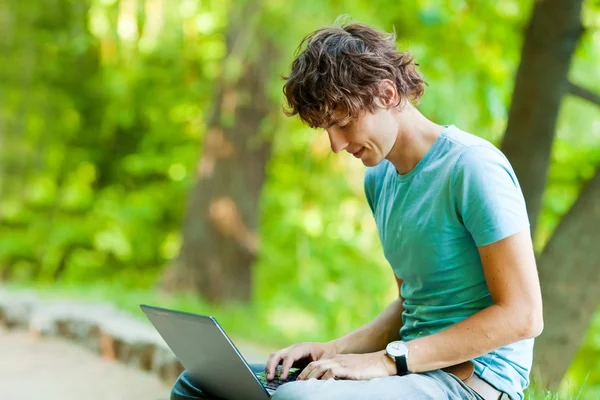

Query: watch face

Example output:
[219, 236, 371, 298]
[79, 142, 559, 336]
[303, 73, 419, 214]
[386, 341, 408, 357]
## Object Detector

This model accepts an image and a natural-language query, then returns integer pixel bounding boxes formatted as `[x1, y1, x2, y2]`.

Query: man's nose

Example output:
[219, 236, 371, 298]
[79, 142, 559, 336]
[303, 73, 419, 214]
[328, 130, 349, 153]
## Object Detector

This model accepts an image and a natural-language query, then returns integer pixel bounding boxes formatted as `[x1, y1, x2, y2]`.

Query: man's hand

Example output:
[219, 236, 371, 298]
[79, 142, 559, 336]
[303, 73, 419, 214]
[297, 351, 396, 381]
[265, 342, 338, 381]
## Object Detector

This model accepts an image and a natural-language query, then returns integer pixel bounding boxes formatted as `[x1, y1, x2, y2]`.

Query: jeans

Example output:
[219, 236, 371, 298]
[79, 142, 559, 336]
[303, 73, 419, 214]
[170, 363, 484, 400]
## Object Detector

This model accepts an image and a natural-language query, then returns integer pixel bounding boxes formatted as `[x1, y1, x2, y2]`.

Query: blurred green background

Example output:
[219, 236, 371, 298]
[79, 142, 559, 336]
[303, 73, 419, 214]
[1, 0, 599, 398]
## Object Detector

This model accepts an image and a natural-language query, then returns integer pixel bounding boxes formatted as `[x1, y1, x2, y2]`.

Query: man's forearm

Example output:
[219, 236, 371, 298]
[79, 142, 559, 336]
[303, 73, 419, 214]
[406, 303, 543, 372]
[329, 296, 404, 355]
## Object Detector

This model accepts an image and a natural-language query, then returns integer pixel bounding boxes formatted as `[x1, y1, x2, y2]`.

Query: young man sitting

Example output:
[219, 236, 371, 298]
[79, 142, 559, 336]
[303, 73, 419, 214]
[171, 18, 543, 400]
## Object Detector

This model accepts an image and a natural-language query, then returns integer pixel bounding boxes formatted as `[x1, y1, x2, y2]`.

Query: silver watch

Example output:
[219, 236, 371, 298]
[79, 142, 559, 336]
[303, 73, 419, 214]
[385, 340, 410, 376]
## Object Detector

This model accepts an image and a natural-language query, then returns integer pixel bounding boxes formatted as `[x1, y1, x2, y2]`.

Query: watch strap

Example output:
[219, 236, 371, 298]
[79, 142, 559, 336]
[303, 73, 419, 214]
[394, 354, 409, 376]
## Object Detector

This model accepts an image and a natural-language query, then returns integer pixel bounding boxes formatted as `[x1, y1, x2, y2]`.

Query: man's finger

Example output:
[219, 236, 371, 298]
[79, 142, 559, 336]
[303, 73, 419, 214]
[305, 360, 331, 380]
[322, 367, 341, 380]
[298, 360, 317, 380]
[265, 351, 284, 380]
[309, 362, 328, 380]
[279, 355, 296, 381]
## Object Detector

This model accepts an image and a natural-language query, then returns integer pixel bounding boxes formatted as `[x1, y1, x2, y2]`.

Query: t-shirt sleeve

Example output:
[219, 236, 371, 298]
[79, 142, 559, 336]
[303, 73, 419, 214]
[452, 145, 530, 247]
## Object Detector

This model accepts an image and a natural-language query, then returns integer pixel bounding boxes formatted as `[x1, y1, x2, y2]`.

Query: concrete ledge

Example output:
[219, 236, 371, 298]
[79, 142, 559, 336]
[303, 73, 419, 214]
[0, 287, 184, 384]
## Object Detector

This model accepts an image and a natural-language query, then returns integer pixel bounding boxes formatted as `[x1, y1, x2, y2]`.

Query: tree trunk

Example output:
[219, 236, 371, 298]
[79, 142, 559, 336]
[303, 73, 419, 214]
[531, 168, 600, 388]
[500, 0, 584, 236]
[160, 1, 278, 304]
[497, 0, 600, 388]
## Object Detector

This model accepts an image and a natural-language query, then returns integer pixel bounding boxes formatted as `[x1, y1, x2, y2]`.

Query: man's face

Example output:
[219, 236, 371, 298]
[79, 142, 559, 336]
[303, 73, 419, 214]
[324, 105, 398, 167]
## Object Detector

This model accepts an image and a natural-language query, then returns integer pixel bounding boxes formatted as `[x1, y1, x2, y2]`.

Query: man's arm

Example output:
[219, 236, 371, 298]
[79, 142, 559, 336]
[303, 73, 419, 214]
[404, 228, 543, 372]
[267, 274, 404, 380]
[329, 274, 404, 355]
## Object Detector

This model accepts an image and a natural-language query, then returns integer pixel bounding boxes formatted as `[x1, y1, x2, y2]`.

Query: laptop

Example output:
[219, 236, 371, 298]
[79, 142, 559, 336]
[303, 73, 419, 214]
[140, 304, 301, 400]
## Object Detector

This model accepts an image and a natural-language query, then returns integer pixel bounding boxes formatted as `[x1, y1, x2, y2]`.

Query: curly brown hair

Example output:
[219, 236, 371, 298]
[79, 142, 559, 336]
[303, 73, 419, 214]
[282, 17, 426, 129]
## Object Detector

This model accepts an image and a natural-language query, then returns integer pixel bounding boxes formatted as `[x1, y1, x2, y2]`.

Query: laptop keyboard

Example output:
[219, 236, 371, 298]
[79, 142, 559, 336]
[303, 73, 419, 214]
[256, 367, 301, 393]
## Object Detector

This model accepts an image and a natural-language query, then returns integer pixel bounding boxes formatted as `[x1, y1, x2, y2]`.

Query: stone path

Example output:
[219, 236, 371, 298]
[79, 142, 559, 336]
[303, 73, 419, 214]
[0, 326, 171, 400]
[0, 326, 273, 400]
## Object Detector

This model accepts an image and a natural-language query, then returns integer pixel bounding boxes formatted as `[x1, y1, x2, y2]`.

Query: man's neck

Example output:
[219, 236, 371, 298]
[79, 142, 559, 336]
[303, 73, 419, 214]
[386, 109, 445, 175]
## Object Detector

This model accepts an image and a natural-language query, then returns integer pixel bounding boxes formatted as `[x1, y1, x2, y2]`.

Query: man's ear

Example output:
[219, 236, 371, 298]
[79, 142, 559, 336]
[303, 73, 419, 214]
[375, 79, 399, 109]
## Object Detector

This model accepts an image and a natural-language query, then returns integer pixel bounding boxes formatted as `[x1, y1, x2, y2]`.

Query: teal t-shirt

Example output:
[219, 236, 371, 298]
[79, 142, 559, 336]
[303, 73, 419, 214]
[364, 125, 533, 400]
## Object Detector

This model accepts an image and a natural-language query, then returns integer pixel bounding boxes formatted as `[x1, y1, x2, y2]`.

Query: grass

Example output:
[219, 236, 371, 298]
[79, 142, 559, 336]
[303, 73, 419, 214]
[525, 380, 600, 400]
[4, 280, 600, 400]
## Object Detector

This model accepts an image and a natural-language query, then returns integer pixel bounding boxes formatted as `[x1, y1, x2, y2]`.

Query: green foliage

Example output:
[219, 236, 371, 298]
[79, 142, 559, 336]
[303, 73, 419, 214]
[1, 0, 600, 394]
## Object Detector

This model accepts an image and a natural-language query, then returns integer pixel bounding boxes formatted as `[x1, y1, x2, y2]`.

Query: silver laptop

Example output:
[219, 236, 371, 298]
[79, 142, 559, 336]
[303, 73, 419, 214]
[140, 304, 300, 400]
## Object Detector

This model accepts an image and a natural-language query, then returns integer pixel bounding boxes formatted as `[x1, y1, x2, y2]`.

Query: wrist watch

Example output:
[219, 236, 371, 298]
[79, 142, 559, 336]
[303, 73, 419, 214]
[385, 340, 410, 376]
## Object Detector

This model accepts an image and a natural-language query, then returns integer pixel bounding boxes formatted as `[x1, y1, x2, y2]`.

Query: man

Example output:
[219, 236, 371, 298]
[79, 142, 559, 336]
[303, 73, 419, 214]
[171, 18, 543, 400]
